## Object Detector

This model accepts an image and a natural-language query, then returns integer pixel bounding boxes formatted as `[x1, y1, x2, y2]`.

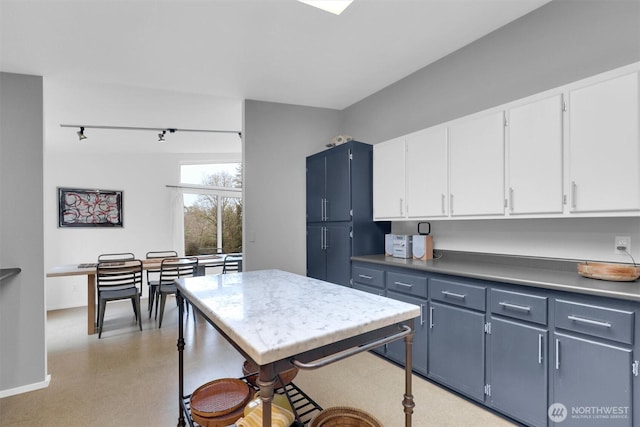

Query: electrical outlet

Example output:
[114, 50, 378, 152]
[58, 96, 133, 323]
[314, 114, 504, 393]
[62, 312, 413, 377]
[614, 236, 631, 255]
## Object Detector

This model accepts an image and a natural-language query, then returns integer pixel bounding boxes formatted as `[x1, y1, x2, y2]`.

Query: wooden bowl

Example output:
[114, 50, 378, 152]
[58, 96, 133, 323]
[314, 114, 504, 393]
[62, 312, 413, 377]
[577, 262, 640, 281]
[242, 360, 299, 389]
[190, 378, 252, 419]
[310, 406, 383, 427]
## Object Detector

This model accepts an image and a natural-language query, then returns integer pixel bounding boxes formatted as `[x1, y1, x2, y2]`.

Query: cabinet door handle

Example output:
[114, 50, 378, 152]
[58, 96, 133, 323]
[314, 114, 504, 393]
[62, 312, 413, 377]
[319, 227, 324, 250]
[323, 227, 328, 249]
[441, 194, 446, 214]
[571, 181, 577, 209]
[450, 194, 454, 214]
[399, 198, 404, 216]
[358, 274, 373, 280]
[538, 334, 543, 365]
[509, 188, 514, 212]
[499, 301, 531, 313]
[321, 198, 325, 221]
[555, 338, 560, 370]
[567, 315, 612, 328]
[323, 198, 328, 221]
[420, 304, 425, 326]
[442, 290, 466, 300]
[429, 306, 434, 329]
[394, 281, 413, 288]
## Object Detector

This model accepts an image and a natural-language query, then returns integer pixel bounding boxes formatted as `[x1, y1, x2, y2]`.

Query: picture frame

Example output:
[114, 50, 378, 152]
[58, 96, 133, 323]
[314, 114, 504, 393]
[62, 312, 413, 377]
[58, 187, 123, 228]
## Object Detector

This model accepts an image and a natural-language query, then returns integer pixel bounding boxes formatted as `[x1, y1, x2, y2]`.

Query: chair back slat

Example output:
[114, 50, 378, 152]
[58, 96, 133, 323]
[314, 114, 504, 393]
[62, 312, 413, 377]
[97, 260, 143, 290]
[159, 257, 198, 283]
[222, 253, 242, 274]
[145, 251, 178, 276]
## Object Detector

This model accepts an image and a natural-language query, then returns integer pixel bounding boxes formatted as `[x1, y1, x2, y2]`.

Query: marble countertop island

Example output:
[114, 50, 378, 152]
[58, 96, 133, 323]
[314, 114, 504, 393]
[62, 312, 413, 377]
[175, 269, 421, 366]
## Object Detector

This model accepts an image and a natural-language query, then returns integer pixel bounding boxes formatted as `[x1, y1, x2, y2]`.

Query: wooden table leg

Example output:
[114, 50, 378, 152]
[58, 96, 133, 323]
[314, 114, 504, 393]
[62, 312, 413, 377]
[87, 273, 97, 335]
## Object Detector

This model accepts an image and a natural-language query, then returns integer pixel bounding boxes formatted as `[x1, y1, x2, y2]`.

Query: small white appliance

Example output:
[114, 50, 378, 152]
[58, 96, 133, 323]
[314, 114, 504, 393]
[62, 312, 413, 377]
[392, 235, 412, 258]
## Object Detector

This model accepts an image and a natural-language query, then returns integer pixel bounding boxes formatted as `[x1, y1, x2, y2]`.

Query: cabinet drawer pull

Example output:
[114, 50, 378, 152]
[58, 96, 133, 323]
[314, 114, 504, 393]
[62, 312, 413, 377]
[538, 334, 543, 365]
[555, 339, 560, 370]
[567, 315, 611, 328]
[358, 274, 373, 280]
[420, 304, 425, 326]
[442, 290, 465, 300]
[394, 281, 413, 288]
[499, 301, 531, 313]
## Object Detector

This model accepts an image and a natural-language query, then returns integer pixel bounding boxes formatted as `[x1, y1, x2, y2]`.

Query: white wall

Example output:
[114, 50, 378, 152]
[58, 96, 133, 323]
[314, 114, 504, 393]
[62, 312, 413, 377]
[243, 100, 341, 274]
[43, 79, 242, 310]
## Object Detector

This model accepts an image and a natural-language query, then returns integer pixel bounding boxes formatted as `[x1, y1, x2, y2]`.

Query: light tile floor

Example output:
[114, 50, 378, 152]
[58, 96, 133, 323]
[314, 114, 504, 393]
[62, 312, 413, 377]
[0, 298, 517, 426]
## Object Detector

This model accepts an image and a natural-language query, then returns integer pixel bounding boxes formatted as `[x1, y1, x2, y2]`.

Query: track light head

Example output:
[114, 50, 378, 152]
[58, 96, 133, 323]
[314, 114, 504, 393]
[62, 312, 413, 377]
[77, 127, 87, 141]
[158, 130, 166, 142]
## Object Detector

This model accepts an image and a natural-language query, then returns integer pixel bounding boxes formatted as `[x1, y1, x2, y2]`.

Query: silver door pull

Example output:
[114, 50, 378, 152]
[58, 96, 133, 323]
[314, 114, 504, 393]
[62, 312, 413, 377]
[358, 274, 373, 280]
[420, 304, 425, 326]
[429, 306, 434, 329]
[538, 334, 543, 365]
[555, 339, 560, 370]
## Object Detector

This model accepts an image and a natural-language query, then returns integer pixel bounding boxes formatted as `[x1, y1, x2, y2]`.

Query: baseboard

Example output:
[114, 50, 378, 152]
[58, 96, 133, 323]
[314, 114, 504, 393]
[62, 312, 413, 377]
[0, 374, 51, 398]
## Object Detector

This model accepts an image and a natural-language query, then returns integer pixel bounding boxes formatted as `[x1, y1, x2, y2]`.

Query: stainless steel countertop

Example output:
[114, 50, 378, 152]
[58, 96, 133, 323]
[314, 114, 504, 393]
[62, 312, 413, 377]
[351, 252, 640, 302]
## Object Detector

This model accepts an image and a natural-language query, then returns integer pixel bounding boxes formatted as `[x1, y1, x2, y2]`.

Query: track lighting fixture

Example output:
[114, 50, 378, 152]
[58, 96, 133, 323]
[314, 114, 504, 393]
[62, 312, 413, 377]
[60, 124, 241, 142]
[77, 127, 87, 141]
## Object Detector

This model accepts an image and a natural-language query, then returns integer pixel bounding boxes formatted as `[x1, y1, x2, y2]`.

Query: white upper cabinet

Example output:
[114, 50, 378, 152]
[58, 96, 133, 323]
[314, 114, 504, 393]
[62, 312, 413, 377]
[506, 94, 564, 215]
[405, 127, 448, 218]
[449, 111, 505, 216]
[568, 72, 640, 213]
[373, 137, 406, 219]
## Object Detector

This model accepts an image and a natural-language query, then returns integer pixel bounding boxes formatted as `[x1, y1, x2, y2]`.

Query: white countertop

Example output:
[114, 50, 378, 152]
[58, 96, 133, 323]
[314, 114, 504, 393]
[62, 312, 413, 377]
[176, 269, 421, 365]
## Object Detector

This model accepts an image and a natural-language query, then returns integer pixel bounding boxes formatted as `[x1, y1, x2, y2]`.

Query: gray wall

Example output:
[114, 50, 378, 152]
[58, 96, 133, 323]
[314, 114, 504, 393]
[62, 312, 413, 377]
[243, 0, 640, 272]
[0, 72, 47, 395]
[243, 100, 341, 273]
[342, 0, 640, 144]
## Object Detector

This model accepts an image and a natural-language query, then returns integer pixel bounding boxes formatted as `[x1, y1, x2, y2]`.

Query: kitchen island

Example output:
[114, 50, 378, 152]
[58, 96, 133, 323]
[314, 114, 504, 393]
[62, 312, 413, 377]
[175, 269, 421, 427]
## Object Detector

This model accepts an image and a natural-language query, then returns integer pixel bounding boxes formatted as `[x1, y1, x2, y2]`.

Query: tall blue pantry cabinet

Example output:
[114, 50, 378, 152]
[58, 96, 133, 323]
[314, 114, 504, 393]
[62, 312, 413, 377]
[306, 141, 390, 286]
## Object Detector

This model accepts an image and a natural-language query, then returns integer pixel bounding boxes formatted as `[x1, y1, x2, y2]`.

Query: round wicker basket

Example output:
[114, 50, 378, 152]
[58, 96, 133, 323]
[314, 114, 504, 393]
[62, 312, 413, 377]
[310, 406, 383, 427]
[190, 378, 252, 418]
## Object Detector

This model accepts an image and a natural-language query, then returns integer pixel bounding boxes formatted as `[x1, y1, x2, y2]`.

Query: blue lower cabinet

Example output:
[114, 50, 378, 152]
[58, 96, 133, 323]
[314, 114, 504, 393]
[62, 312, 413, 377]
[428, 301, 486, 402]
[551, 332, 633, 427]
[386, 291, 428, 376]
[488, 317, 548, 427]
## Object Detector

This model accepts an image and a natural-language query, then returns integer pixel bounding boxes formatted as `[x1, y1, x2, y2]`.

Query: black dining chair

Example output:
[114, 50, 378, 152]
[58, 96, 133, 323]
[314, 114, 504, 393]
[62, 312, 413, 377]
[222, 253, 242, 274]
[145, 250, 178, 314]
[96, 259, 143, 338]
[153, 257, 199, 328]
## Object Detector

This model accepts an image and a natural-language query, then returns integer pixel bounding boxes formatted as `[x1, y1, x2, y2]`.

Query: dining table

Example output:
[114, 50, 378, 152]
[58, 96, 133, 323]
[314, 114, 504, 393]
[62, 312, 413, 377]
[46, 254, 241, 335]
[175, 269, 420, 427]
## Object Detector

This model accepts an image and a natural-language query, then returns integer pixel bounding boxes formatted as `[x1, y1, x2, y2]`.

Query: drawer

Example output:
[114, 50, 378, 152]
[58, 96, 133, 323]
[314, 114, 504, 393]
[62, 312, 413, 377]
[490, 289, 548, 325]
[353, 282, 384, 296]
[387, 271, 428, 298]
[430, 278, 486, 311]
[555, 299, 634, 345]
[352, 266, 384, 289]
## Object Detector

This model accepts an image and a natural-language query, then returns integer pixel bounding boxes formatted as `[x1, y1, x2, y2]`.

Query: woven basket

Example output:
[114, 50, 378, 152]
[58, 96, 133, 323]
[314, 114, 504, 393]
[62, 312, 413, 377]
[310, 406, 383, 427]
[190, 378, 252, 418]
[242, 359, 299, 389]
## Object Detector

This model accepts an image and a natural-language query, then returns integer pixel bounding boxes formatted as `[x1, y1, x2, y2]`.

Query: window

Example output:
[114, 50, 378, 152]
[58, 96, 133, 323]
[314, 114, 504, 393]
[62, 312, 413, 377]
[180, 163, 242, 255]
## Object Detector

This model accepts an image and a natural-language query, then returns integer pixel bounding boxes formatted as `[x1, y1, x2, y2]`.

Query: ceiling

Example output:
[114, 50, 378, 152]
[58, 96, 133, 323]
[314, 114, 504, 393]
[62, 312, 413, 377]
[1, 0, 552, 111]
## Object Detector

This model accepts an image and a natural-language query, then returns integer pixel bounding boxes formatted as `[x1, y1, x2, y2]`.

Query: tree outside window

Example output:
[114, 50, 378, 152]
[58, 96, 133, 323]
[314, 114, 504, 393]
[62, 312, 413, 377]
[181, 163, 242, 255]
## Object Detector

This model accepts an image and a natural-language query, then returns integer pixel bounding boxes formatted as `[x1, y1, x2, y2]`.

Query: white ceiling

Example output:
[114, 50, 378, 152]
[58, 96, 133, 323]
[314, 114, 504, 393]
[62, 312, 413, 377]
[1, 0, 551, 111]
